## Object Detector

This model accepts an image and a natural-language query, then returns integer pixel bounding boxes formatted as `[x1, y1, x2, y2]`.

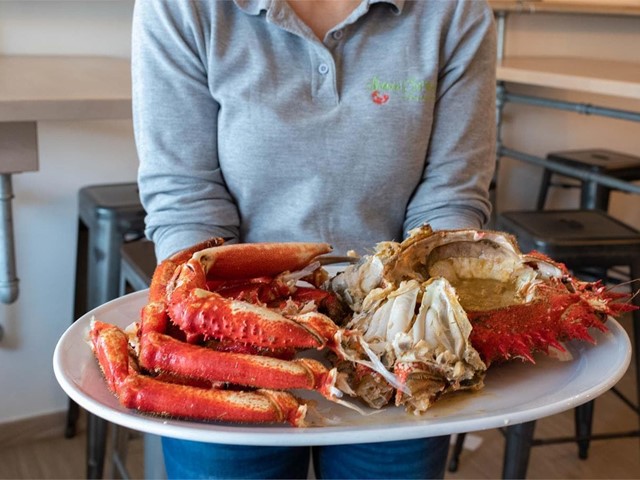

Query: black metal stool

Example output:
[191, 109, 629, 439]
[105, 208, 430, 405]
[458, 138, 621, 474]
[64, 183, 146, 479]
[537, 149, 640, 211]
[449, 209, 640, 478]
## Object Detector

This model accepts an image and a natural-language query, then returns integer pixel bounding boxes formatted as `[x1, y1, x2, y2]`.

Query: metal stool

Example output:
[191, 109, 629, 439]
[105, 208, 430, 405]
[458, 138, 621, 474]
[537, 149, 640, 211]
[64, 183, 146, 479]
[449, 209, 640, 478]
[108, 239, 166, 480]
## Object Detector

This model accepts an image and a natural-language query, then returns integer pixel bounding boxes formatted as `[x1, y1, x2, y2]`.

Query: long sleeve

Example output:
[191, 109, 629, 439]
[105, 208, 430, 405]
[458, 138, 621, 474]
[404, 1, 496, 233]
[132, 0, 240, 261]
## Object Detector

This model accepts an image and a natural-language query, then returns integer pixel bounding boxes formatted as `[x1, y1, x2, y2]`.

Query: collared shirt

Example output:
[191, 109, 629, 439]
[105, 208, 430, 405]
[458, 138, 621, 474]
[133, 0, 496, 260]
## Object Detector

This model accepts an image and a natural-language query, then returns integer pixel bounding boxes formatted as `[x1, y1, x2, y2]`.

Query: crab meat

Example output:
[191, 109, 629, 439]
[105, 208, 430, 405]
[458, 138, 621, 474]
[335, 275, 486, 413]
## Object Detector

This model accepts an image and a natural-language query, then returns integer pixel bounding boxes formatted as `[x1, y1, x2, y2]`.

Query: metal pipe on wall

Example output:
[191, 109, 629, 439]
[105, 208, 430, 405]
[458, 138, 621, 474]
[499, 146, 640, 196]
[0, 174, 19, 304]
[503, 91, 640, 123]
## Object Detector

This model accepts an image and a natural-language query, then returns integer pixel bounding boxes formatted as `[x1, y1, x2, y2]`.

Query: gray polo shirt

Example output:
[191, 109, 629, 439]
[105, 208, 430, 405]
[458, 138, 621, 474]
[133, 0, 496, 261]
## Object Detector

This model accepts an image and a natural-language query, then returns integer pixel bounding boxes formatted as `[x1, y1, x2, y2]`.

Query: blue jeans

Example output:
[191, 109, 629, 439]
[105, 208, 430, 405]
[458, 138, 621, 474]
[162, 435, 450, 479]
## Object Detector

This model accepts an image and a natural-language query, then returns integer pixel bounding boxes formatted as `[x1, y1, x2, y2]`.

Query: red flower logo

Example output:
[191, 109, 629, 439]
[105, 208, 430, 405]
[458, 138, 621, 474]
[371, 90, 389, 105]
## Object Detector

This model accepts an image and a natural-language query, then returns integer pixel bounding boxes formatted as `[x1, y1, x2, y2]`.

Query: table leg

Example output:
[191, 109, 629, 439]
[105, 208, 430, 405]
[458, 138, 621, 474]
[0, 174, 18, 303]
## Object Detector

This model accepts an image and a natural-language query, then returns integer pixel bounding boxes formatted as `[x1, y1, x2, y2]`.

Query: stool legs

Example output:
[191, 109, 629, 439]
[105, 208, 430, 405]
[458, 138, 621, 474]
[66, 220, 89, 438]
[65, 399, 80, 438]
[502, 421, 536, 479]
[88, 216, 127, 308]
[580, 180, 611, 211]
[536, 170, 553, 210]
[536, 172, 613, 211]
[68, 216, 137, 478]
[87, 413, 109, 479]
[448, 423, 537, 478]
[574, 400, 595, 459]
[447, 433, 467, 472]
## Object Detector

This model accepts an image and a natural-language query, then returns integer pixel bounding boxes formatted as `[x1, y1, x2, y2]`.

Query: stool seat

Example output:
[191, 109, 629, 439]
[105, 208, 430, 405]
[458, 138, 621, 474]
[548, 148, 640, 174]
[498, 209, 640, 265]
[79, 183, 146, 227]
[537, 149, 640, 210]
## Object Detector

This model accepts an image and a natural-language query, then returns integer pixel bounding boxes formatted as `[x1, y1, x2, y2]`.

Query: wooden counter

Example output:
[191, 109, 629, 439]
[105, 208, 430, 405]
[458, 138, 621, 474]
[0, 55, 132, 303]
[0, 55, 131, 123]
[490, 0, 640, 17]
[497, 56, 640, 100]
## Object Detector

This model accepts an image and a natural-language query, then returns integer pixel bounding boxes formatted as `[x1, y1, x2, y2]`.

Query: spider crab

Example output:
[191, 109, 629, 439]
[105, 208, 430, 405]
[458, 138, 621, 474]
[329, 225, 636, 414]
[89, 239, 353, 427]
[88, 227, 635, 425]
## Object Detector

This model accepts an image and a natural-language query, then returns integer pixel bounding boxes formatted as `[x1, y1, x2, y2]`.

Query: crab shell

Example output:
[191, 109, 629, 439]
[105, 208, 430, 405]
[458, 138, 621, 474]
[332, 225, 554, 313]
[374, 226, 626, 365]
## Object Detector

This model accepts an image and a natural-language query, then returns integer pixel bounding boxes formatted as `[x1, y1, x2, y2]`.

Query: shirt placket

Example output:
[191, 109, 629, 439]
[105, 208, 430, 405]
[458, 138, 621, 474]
[311, 44, 338, 106]
[313, 23, 356, 105]
[265, 1, 354, 106]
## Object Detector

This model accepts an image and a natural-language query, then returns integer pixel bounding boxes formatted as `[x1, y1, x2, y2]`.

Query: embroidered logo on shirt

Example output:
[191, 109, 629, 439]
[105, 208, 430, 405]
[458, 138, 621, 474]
[371, 90, 389, 105]
[367, 76, 435, 105]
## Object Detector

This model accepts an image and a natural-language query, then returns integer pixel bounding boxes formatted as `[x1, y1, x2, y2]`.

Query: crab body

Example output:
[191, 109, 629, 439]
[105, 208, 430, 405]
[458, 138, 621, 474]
[329, 225, 635, 413]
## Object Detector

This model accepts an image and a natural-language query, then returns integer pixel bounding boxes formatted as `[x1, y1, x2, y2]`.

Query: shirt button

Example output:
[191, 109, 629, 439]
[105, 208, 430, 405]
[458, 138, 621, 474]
[332, 30, 344, 40]
[318, 63, 330, 75]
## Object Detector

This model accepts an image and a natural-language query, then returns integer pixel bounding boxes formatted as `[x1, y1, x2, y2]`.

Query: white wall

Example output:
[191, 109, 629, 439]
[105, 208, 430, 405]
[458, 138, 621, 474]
[0, 0, 136, 423]
[0, 2, 638, 425]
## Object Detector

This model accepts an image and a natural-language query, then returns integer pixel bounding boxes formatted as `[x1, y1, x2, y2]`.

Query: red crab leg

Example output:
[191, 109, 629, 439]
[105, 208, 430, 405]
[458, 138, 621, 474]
[139, 331, 340, 400]
[167, 242, 335, 350]
[89, 320, 307, 426]
[188, 242, 333, 281]
[168, 288, 327, 349]
[142, 237, 225, 336]
[119, 376, 307, 426]
[90, 319, 132, 389]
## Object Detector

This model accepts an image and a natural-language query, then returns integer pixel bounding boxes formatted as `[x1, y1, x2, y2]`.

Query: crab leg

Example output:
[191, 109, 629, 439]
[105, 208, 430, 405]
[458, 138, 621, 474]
[89, 320, 307, 426]
[183, 242, 333, 281]
[166, 242, 335, 350]
[168, 288, 327, 349]
[139, 331, 341, 400]
[119, 375, 307, 426]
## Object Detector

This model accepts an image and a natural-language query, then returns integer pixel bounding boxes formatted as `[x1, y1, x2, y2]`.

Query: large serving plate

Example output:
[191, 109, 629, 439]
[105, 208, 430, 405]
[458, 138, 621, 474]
[53, 289, 631, 446]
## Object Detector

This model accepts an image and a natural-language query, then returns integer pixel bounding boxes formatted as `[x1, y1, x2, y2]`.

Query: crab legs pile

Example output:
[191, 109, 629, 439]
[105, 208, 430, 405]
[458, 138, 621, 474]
[90, 239, 351, 427]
